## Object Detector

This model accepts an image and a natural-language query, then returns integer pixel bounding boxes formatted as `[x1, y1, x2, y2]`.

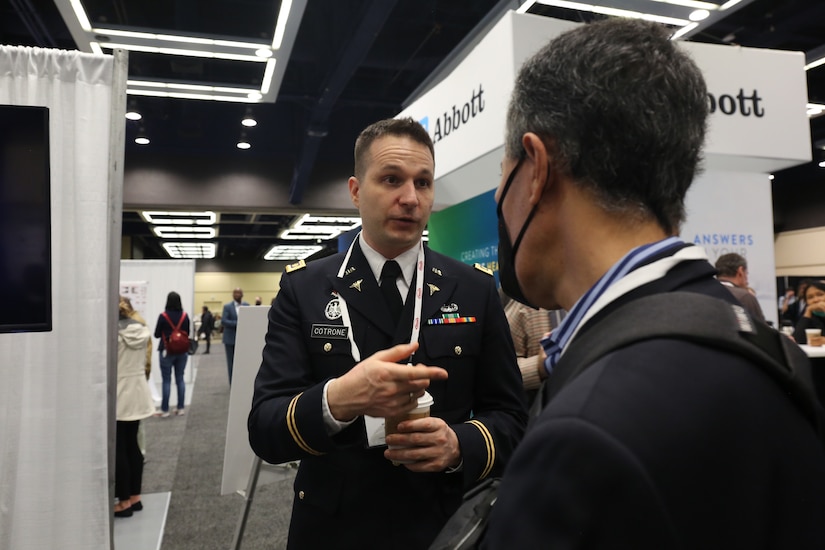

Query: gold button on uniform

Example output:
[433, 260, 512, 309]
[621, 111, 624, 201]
[323, 343, 332, 352]
[454, 346, 462, 356]
[298, 490, 305, 500]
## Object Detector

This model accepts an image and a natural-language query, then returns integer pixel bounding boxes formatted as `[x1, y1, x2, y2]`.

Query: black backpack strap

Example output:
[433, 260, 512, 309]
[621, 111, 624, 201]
[535, 292, 823, 439]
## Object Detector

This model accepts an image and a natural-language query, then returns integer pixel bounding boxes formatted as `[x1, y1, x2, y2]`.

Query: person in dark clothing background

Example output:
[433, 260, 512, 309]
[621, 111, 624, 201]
[197, 305, 214, 354]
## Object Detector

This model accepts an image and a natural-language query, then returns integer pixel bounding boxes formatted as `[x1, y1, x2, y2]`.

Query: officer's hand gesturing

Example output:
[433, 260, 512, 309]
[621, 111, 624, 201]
[327, 342, 447, 421]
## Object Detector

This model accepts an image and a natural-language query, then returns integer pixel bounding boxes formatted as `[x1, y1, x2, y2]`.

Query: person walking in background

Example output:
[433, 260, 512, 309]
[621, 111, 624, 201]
[248, 117, 526, 549]
[153, 291, 190, 417]
[115, 296, 155, 517]
[481, 18, 825, 548]
[222, 287, 248, 384]
[197, 305, 215, 354]
[715, 252, 766, 322]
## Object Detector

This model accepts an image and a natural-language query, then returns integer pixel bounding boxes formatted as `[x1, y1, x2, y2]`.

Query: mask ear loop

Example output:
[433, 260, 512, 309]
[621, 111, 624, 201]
[496, 153, 525, 221]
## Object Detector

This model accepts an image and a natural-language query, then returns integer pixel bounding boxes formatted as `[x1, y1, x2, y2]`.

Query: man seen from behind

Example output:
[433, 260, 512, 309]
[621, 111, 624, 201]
[482, 18, 825, 549]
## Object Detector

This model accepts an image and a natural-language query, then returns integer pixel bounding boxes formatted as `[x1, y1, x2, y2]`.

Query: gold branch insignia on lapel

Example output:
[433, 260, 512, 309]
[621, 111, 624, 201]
[427, 283, 440, 296]
[349, 279, 363, 292]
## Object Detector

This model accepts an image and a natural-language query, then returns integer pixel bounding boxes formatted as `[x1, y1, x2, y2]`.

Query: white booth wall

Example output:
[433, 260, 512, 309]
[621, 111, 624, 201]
[0, 46, 126, 549]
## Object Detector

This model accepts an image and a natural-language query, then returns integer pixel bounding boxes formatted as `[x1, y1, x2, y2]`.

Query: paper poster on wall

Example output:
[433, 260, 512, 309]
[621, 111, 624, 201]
[428, 188, 499, 284]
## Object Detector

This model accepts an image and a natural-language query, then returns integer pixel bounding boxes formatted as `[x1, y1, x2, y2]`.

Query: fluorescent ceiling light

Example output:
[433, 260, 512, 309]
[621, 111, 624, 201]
[127, 89, 261, 103]
[671, 21, 699, 39]
[135, 137, 150, 145]
[93, 28, 269, 50]
[152, 226, 217, 239]
[689, 9, 710, 21]
[141, 211, 217, 225]
[808, 103, 825, 118]
[533, 0, 689, 26]
[69, 0, 91, 31]
[819, 161, 825, 168]
[261, 59, 277, 95]
[237, 141, 252, 150]
[97, 42, 267, 62]
[125, 111, 142, 120]
[280, 214, 362, 240]
[162, 242, 217, 259]
[805, 57, 825, 71]
[264, 244, 323, 261]
[271, 0, 293, 49]
[242, 117, 257, 127]
[649, 0, 717, 9]
[57, 0, 306, 104]
[127, 79, 258, 95]
[719, 0, 744, 9]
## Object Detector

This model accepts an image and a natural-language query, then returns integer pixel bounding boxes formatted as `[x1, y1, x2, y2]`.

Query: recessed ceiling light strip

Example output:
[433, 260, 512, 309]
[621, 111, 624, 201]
[153, 227, 217, 239]
[162, 242, 217, 259]
[532, 0, 689, 26]
[142, 211, 217, 225]
[261, 59, 278, 94]
[127, 89, 260, 103]
[271, 0, 293, 50]
[648, 0, 718, 9]
[264, 244, 323, 261]
[96, 42, 267, 62]
[127, 79, 259, 95]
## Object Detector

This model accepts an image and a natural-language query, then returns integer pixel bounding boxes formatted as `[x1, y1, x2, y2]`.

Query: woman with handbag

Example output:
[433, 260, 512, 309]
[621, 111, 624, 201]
[153, 291, 191, 417]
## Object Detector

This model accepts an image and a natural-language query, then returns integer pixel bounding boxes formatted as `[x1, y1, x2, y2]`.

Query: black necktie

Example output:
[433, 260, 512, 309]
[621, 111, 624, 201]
[380, 260, 403, 325]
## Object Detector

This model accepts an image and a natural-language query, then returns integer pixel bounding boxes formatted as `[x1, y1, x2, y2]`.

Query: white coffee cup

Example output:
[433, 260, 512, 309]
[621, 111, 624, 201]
[805, 328, 821, 345]
[385, 391, 434, 463]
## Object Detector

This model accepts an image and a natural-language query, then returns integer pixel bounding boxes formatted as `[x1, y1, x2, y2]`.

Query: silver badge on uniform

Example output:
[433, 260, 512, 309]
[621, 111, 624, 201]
[440, 303, 458, 313]
[325, 298, 342, 320]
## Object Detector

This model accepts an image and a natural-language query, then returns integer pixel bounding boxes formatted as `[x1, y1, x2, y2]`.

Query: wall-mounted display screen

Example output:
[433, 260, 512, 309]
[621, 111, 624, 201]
[0, 105, 52, 333]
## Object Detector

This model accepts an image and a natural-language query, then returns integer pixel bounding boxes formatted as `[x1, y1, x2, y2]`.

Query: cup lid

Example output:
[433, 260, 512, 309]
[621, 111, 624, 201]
[416, 391, 434, 408]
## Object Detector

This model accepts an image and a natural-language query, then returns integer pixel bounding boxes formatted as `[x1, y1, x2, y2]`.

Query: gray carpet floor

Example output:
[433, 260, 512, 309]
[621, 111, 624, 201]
[141, 343, 295, 549]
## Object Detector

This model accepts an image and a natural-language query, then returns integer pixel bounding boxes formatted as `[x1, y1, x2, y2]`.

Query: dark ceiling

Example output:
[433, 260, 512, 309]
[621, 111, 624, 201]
[2, 0, 825, 261]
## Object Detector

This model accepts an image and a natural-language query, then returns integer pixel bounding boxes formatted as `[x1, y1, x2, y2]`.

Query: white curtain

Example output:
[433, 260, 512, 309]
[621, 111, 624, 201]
[0, 46, 117, 549]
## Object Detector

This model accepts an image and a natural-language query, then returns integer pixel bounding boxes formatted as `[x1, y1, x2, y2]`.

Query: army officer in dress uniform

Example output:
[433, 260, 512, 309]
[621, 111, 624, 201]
[248, 117, 527, 550]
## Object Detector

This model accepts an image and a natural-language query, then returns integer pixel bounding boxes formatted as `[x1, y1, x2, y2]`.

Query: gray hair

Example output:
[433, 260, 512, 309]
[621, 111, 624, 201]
[505, 18, 708, 234]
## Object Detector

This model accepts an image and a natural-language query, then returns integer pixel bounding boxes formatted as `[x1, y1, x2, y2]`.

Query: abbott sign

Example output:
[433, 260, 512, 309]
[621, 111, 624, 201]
[399, 12, 578, 179]
[402, 11, 810, 183]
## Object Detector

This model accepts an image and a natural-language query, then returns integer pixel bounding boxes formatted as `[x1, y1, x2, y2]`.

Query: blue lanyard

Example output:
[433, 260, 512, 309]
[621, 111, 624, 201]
[542, 236, 683, 372]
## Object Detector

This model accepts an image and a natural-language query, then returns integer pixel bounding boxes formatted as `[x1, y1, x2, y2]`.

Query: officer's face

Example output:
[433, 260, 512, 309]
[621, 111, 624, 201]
[349, 135, 434, 259]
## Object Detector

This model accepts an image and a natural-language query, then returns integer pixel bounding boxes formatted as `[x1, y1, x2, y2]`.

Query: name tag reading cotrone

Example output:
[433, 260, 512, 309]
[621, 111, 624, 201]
[310, 324, 349, 339]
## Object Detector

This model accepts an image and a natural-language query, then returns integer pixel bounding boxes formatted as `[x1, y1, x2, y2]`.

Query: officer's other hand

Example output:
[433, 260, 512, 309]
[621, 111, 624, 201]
[327, 342, 447, 421]
[384, 417, 461, 472]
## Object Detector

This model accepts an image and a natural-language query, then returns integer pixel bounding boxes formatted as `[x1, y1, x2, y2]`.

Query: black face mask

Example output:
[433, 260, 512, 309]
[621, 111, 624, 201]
[497, 155, 540, 309]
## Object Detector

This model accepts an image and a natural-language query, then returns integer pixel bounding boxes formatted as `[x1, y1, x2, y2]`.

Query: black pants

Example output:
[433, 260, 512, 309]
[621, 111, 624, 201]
[115, 420, 143, 501]
[198, 329, 211, 352]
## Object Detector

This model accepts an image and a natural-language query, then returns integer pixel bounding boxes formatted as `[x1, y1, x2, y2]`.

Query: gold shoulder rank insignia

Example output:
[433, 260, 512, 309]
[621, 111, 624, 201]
[474, 263, 493, 276]
[285, 259, 307, 273]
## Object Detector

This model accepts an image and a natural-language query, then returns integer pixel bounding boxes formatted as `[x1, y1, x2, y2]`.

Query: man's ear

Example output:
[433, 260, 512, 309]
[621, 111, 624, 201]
[522, 133, 552, 205]
[348, 176, 360, 208]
